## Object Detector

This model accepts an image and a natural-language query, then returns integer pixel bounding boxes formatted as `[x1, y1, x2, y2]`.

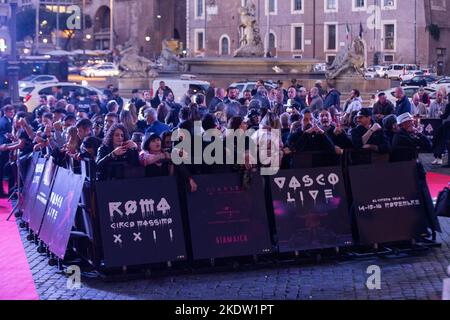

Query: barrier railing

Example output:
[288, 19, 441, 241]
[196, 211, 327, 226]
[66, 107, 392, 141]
[14, 148, 442, 273]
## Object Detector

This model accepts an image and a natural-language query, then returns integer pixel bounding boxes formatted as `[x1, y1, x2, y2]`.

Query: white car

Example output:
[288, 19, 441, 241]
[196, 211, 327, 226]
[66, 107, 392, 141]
[385, 64, 420, 80]
[21, 82, 103, 111]
[18, 75, 58, 89]
[152, 76, 210, 103]
[80, 64, 119, 78]
[428, 77, 450, 92]
[364, 67, 378, 79]
[378, 86, 437, 104]
[230, 81, 277, 99]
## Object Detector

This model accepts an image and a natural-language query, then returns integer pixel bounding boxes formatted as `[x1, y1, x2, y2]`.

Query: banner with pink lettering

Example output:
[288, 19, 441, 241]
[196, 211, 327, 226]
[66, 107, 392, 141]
[270, 167, 353, 252]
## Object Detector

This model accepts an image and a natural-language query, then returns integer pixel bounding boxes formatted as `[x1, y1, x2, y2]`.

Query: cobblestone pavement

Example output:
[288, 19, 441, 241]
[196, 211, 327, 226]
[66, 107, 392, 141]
[17, 216, 450, 301]
[13, 155, 450, 300]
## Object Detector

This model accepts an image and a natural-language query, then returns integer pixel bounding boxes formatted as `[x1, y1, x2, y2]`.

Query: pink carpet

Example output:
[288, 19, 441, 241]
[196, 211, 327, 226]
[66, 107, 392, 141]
[427, 173, 450, 200]
[0, 194, 39, 300]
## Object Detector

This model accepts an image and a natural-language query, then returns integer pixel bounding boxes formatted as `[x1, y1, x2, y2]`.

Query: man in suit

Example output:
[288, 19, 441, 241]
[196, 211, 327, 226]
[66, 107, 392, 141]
[0, 105, 15, 197]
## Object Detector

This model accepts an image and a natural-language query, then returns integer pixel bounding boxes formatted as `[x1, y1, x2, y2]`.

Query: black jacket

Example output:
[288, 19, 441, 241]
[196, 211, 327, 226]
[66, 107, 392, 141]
[392, 129, 432, 153]
[324, 125, 353, 149]
[351, 125, 389, 154]
[0, 116, 12, 145]
[96, 144, 139, 179]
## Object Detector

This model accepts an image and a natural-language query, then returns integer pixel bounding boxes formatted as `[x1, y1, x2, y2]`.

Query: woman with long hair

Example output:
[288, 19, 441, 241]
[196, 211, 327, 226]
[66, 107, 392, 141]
[96, 123, 139, 178]
[119, 110, 137, 134]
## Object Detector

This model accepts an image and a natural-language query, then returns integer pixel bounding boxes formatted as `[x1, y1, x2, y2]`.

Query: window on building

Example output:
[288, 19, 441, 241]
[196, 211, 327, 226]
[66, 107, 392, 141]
[326, 24, 337, 51]
[292, 25, 303, 51]
[269, 33, 276, 51]
[266, 0, 277, 15]
[383, 24, 395, 50]
[353, 0, 366, 11]
[293, 0, 302, 11]
[195, 0, 205, 18]
[325, 0, 338, 12]
[220, 36, 230, 55]
[196, 30, 205, 51]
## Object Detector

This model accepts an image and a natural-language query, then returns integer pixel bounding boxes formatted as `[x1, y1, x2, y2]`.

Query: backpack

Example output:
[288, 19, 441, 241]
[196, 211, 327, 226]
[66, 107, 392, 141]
[435, 186, 450, 217]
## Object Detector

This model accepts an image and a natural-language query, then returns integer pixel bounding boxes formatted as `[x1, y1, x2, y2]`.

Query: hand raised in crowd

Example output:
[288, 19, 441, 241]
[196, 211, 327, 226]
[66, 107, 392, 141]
[112, 146, 127, 158]
[122, 140, 137, 150]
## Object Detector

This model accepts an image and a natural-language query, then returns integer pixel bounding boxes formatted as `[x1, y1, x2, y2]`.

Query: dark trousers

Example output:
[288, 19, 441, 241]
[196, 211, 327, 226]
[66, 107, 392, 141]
[433, 121, 450, 159]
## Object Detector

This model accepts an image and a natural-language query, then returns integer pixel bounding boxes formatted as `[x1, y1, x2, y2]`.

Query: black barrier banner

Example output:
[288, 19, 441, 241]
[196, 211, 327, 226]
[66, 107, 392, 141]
[419, 118, 443, 141]
[270, 167, 353, 252]
[186, 173, 272, 260]
[39, 168, 85, 259]
[29, 158, 58, 233]
[19, 153, 40, 211]
[349, 161, 429, 245]
[22, 157, 47, 223]
[96, 177, 186, 267]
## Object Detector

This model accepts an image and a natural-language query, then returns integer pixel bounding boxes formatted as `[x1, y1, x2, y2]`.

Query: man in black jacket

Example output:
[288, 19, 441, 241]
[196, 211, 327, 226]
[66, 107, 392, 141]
[392, 113, 432, 153]
[351, 108, 389, 154]
[318, 109, 352, 153]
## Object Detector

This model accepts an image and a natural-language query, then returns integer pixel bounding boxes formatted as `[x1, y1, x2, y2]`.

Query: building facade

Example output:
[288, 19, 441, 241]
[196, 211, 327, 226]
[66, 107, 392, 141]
[77, 0, 186, 59]
[187, 0, 450, 73]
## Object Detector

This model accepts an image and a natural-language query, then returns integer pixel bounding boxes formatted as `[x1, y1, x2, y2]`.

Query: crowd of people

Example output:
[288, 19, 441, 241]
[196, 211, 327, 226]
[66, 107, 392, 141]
[0, 79, 449, 198]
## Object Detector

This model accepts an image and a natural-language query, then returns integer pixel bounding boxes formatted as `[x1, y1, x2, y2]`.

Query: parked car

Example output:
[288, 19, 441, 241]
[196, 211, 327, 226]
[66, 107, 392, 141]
[80, 63, 119, 77]
[152, 76, 210, 103]
[18, 74, 59, 89]
[400, 75, 436, 87]
[385, 64, 420, 80]
[230, 81, 277, 99]
[21, 82, 103, 111]
[364, 67, 378, 79]
[429, 76, 450, 92]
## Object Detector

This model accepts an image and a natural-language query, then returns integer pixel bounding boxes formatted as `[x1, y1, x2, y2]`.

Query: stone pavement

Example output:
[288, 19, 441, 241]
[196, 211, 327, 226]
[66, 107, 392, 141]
[16, 216, 450, 301]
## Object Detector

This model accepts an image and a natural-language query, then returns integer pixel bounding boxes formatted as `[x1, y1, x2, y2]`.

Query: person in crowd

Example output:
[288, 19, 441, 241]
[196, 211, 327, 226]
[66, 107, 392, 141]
[130, 89, 144, 107]
[103, 112, 119, 136]
[239, 89, 253, 107]
[195, 93, 209, 118]
[161, 131, 173, 151]
[106, 100, 120, 114]
[65, 103, 76, 115]
[253, 86, 270, 109]
[411, 94, 428, 117]
[314, 80, 326, 97]
[76, 119, 93, 148]
[223, 87, 240, 105]
[206, 80, 216, 107]
[323, 83, 341, 111]
[154, 81, 172, 98]
[209, 88, 225, 112]
[418, 87, 431, 107]
[143, 91, 153, 108]
[429, 90, 446, 118]
[156, 103, 169, 124]
[224, 102, 242, 122]
[111, 88, 124, 110]
[309, 87, 324, 112]
[96, 123, 139, 178]
[0, 105, 15, 197]
[131, 132, 144, 153]
[392, 113, 432, 154]
[351, 109, 389, 154]
[180, 89, 195, 108]
[251, 80, 265, 96]
[92, 116, 104, 139]
[382, 114, 399, 148]
[144, 107, 170, 136]
[280, 113, 291, 145]
[79, 136, 102, 161]
[139, 133, 173, 177]
[52, 86, 64, 100]
[120, 110, 138, 134]
[318, 109, 352, 153]
[343, 89, 363, 115]
[395, 87, 412, 115]
[372, 92, 395, 123]
[246, 109, 260, 131]
[288, 109, 335, 155]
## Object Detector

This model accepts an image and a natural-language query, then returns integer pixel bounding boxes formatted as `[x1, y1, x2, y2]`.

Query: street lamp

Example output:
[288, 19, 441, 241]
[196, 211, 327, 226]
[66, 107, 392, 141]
[145, 36, 151, 42]
[86, 34, 92, 40]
